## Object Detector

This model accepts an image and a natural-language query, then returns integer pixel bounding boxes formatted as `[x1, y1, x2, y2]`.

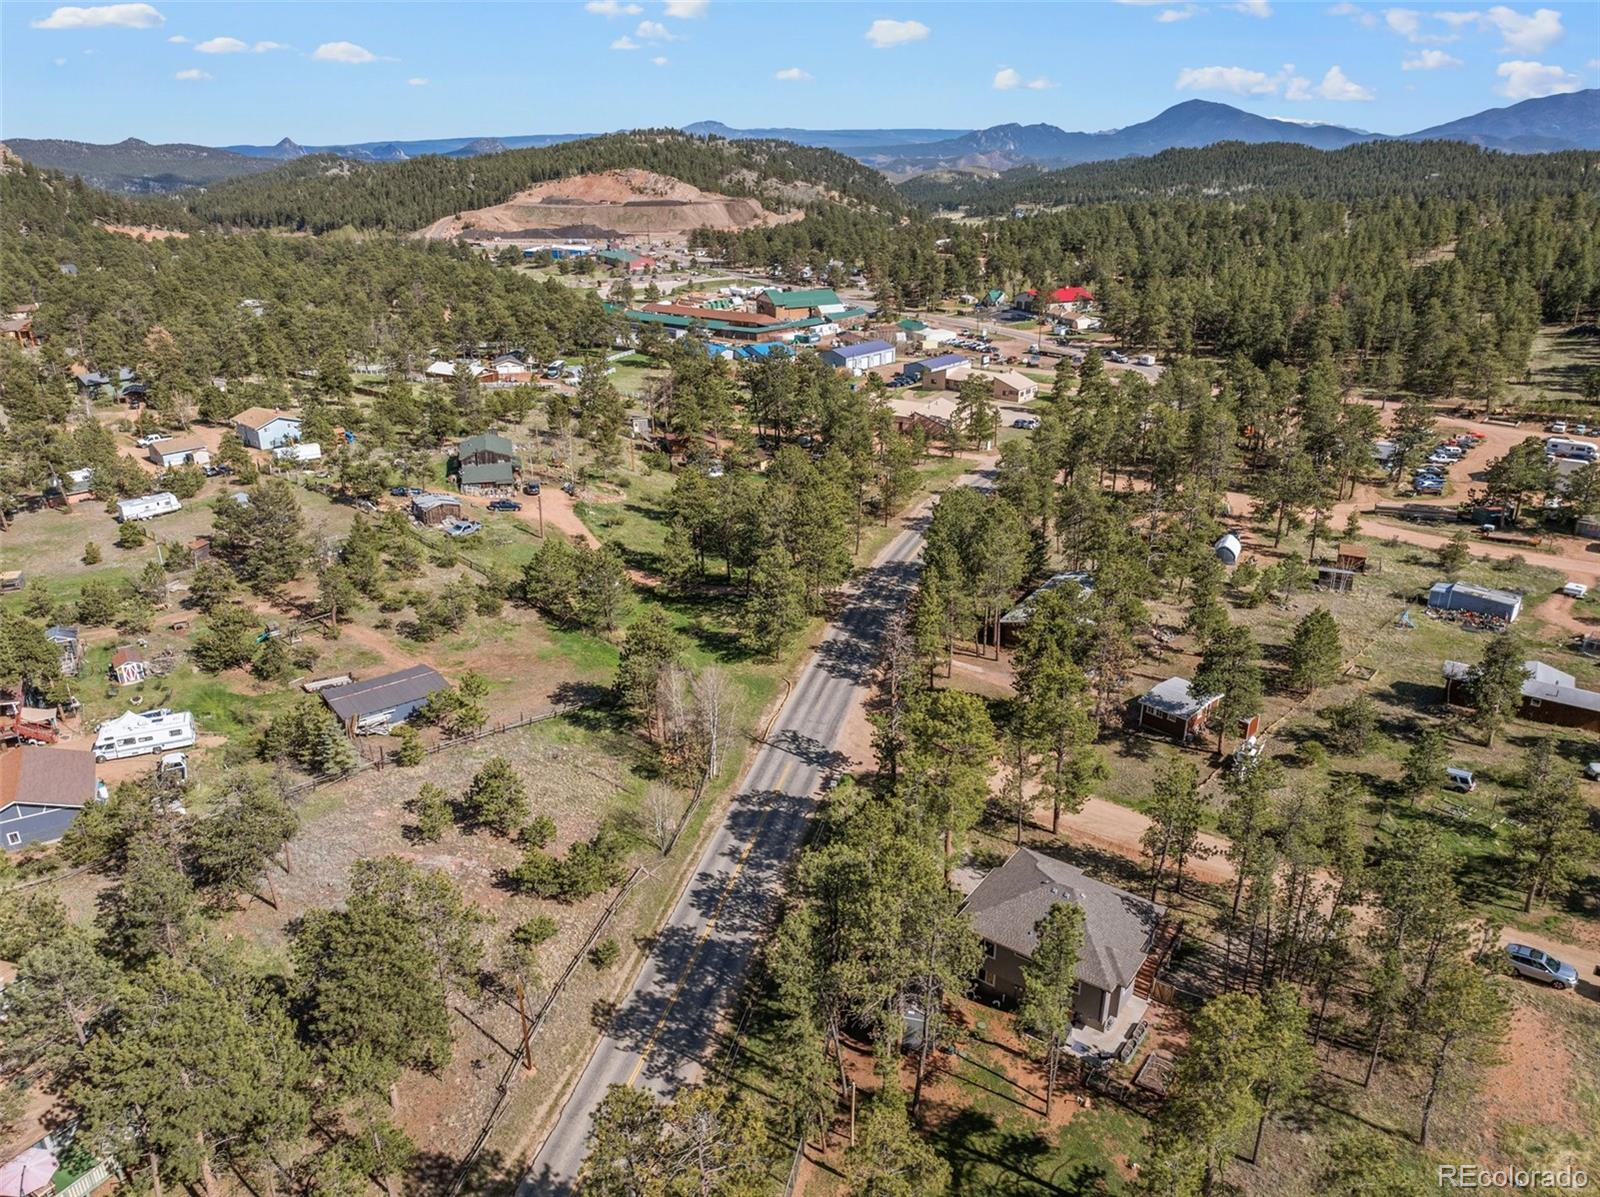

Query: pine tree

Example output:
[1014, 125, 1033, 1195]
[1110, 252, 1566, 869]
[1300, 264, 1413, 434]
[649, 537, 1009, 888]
[1286, 607, 1342, 693]
[1016, 901, 1085, 1117]
[1469, 630, 1527, 747]
[744, 545, 806, 659]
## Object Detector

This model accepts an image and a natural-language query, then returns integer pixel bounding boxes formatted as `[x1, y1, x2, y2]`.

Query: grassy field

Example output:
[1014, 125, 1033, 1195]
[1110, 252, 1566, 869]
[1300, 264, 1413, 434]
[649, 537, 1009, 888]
[1504, 323, 1600, 415]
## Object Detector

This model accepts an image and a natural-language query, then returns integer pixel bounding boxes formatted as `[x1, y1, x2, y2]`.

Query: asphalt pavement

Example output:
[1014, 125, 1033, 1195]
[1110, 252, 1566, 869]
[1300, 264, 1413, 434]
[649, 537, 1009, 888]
[520, 476, 980, 1195]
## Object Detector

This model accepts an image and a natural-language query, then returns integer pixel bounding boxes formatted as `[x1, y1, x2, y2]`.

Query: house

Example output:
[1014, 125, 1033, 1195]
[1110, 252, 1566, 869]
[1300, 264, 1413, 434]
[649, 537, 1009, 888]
[110, 647, 149, 687]
[117, 382, 147, 405]
[1136, 677, 1222, 742]
[1045, 286, 1096, 314]
[0, 315, 38, 349]
[998, 572, 1095, 644]
[72, 367, 111, 395]
[1061, 314, 1103, 333]
[116, 492, 181, 522]
[426, 360, 485, 380]
[1213, 533, 1243, 566]
[1442, 659, 1600, 733]
[44, 627, 82, 678]
[821, 340, 896, 375]
[322, 664, 448, 734]
[93, 709, 196, 761]
[45, 466, 95, 507]
[757, 288, 845, 320]
[1576, 514, 1600, 539]
[411, 493, 462, 525]
[979, 288, 1007, 309]
[455, 432, 517, 493]
[486, 355, 533, 385]
[1427, 581, 1522, 623]
[978, 370, 1038, 404]
[886, 394, 959, 436]
[273, 442, 322, 464]
[147, 442, 210, 469]
[964, 848, 1164, 1034]
[904, 353, 969, 386]
[0, 747, 97, 852]
[233, 408, 302, 450]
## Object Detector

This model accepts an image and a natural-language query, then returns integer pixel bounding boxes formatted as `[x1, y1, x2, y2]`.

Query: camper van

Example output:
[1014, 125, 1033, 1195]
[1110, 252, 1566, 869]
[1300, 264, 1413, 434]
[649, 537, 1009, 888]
[93, 709, 197, 762]
[543, 359, 566, 380]
[1545, 437, 1600, 463]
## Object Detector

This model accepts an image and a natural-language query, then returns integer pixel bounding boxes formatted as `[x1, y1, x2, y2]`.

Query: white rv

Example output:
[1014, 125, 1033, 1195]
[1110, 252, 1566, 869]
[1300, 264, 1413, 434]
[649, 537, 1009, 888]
[116, 492, 182, 522]
[93, 709, 197, 761]
[273, 442, 322, 463]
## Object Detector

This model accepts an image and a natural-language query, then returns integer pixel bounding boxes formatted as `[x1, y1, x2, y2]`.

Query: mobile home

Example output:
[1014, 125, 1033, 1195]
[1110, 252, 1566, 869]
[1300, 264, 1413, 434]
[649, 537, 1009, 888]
[116, 492, 181, 522]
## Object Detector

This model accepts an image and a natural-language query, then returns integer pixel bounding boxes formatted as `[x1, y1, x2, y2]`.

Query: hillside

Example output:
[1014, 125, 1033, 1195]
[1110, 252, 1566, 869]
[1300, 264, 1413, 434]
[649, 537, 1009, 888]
[898, 139, 1600, 213]
[1406, 88, 1600, 152]
[416, 168, 799, 240]
[177, 130, 904, 233]
[2, 136, 279, 192]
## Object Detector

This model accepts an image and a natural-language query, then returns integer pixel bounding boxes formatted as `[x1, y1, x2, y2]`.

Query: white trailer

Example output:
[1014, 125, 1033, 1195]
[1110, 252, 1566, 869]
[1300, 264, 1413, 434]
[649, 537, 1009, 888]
[93, 709, 197, 761]
[273, 442, 322, 463]
[116, 492, 182, 522]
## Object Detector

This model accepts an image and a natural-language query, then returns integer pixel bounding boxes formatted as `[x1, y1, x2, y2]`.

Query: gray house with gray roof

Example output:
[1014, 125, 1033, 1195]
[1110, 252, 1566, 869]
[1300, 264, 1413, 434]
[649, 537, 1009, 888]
[962, 848, 1165, 1032]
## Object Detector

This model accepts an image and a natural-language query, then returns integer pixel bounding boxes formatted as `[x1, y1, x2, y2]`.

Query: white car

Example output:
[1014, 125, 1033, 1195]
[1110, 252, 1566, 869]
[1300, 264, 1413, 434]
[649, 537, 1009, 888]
[1549, 421, 1568, 434]
[134, 434, 171, 448]
[1560, 581, 1589, 599]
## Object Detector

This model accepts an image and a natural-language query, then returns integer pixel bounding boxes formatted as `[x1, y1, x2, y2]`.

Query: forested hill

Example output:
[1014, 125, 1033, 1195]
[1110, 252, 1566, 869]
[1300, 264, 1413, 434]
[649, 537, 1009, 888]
[0, 150, 198, 235]
[899, 140, 1600, 214]
[175, 130, 906, 233]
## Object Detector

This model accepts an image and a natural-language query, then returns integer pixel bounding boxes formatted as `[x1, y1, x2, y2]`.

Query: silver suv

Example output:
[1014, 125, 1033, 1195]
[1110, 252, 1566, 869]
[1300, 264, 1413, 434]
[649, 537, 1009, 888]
[1505, 943, 1578, 990]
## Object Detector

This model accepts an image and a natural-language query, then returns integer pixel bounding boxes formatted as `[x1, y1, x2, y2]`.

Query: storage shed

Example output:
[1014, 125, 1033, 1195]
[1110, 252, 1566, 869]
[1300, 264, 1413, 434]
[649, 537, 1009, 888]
[148, 443, 210, 469]
[411, 493, 462, 525]
[1426, 581, 1522, 623]
[321, 665, 448, 734]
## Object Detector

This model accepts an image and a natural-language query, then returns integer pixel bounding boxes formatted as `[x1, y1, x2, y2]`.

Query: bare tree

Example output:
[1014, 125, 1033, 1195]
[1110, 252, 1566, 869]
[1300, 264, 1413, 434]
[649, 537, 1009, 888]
[645, 782, 681, 853]
[690, 666, 733, 778]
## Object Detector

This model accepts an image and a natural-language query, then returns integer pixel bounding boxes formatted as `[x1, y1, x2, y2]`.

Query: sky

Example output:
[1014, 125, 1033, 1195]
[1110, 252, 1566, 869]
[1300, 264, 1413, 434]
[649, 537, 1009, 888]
[3, 1, 1597, 145]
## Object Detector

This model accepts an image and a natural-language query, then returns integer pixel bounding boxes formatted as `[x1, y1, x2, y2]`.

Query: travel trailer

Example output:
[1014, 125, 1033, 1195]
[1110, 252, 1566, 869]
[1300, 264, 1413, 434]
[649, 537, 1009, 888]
[92, 709, 196, 762]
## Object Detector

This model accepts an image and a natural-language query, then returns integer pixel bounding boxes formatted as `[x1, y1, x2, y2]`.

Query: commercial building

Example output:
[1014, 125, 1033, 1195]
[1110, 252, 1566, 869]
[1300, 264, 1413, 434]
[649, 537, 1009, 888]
[820, 340, 896, 374]
[904, 353, 970, 387]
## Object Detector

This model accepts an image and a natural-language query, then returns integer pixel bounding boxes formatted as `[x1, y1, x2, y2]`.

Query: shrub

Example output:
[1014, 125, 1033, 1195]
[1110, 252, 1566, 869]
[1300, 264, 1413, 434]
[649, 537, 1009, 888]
[522, 814, 556, 849]
[512, 916, 559, 946]
[409, 783, 452, 842]
[82, 542, 102, 565]
[393, 724, 425, 767]
[116, 521, 147, 549]
[463, 757, 529, 837]
[1297, 741, 1329, 769]
[589, 938, 621, 969]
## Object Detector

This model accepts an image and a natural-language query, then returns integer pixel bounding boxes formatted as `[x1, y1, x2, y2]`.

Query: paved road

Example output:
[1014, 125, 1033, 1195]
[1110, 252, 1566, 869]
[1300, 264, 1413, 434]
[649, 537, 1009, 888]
[520, 477, 979, 1195]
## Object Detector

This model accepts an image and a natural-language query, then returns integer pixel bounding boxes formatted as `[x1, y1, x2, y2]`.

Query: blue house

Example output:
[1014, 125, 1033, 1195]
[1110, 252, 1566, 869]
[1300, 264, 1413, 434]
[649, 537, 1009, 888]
[0, 746, 97, 852]
[234, 407, 303, 450]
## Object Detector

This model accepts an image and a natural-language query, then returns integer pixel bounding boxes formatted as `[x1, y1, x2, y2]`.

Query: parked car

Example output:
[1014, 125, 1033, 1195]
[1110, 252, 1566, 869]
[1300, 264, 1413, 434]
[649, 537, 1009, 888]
[1549, 420, 1568, 433]
[1445, 767, 1476, 793]
[389, 486, 411, 497]
[443, 519, 481, 538]
[1134, 354, 1157, 367]
[561, 481, 577, 496]
[1586, 761, 1600, 782]
[1106, 350, 1128, 364]
[1505, 943, 1579, 990]
[488, 499, 522, 512]
[1575, 423, 1590, 435]
[135, 434, 171, 448]
[1560, 581, 1589, 598]
[1012, 417, 1040, 430]
[522, 481, 542, 495]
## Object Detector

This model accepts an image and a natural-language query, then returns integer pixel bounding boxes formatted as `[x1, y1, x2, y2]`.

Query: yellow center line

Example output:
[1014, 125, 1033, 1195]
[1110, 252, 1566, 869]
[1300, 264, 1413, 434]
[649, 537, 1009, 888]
[625, 756, 798, 1086]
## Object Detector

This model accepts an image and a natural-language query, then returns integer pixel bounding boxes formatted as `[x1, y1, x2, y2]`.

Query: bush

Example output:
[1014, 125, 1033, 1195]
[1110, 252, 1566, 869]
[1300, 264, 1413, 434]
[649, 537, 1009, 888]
[1324, 695, 1378, 754]
[509, 824, 626, 902]
[393, 724, 425, 767]
[409, 783, 452, 842]
[116, 521, 148, 549]
[512, 916, 559, 946]
[463, 757, 529, 837]
[589, 938, 621, 969]
[1297, 741, 1329, 769]
[522, 813, 556, 849]
[82, 542, 102, 565]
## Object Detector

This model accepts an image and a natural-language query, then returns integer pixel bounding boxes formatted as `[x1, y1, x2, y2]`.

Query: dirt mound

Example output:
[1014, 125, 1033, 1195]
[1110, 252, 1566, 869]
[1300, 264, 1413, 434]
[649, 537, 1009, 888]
[416, 168, 800, 240]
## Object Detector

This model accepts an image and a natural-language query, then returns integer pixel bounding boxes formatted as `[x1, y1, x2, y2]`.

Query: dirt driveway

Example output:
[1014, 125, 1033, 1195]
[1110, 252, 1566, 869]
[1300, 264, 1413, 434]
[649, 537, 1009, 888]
[457, 488, 598, 547]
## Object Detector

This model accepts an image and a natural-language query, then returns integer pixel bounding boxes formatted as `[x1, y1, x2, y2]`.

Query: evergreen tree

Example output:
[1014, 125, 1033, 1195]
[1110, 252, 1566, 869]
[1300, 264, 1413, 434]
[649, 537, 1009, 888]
[1286, 607, 1342, 693]
[1016, 901, 1085, 1118]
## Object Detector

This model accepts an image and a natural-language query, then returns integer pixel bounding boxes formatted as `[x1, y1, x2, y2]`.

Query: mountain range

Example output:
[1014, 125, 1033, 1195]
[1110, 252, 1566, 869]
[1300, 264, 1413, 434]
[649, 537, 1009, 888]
[6, 90, 1596, 193]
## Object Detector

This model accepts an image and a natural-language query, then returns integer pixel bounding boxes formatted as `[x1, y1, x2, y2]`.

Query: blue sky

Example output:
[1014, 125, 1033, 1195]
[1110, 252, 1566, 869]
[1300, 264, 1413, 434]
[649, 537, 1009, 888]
[4, 1, 1596, 144]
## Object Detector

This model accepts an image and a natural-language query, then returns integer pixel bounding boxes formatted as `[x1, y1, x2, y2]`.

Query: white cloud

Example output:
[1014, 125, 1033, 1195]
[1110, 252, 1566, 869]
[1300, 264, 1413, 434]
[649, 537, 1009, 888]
[1158, 6, 1199, 21]
[1175, 64, 1287, 95]
[1027, 76, 1057, 90]
[1313, 63, 1375, 98]
[584, 0, 641, 14]
[166, 32, 185, 42]
[1496, 58, 1580, 98]
[993, 67, 1022, 90]
[664, 0, 709, 16]
[53, 56, 67, 65]
[652, 55, 668, 65]
[1483, 6, 1563, 54]
[312, 40, 378, 63]
[174, 67, 210, 80]
[195, 35, 247, 53]
[253, 40, 287, 52]
[32, 3, 163, 29]
[865, 18, 929, 48]
[774, 66, 812, 81]
[1328, 3, 1378, 29]
[407, 76, 429, 85]
[610, 35, 639, 49]
[1228, 0, 1272, 16]
[1402, 48, 1462, 69]
[635, 18, 676, 40]
[1384, 6, 1459, 43]
[1589, 58, 1600, 69]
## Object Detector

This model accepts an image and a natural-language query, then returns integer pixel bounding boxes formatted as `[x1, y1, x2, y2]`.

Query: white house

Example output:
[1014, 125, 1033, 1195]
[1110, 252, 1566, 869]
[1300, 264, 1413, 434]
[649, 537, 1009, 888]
[93, 709, 196, 762]
[147, 443, 210, 469]
[116, 492, 181, 522]
[233, 408, 302, 450]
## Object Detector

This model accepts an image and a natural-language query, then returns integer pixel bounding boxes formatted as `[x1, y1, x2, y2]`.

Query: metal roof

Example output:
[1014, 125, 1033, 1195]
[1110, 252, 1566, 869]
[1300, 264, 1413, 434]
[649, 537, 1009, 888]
[322, 664, 447, 721]
[825, 340, 894, 360]
[1000, 571, 1095, 624]
[910, 353, 968, 372]
[1442, 659, 1600, 713]
[1139, 677, 1222, 720]
[763, 287, 842, 308]
[962, 848, 1165, 992]
[458, 432, 514, 458]
[412, 493, 461, 511]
